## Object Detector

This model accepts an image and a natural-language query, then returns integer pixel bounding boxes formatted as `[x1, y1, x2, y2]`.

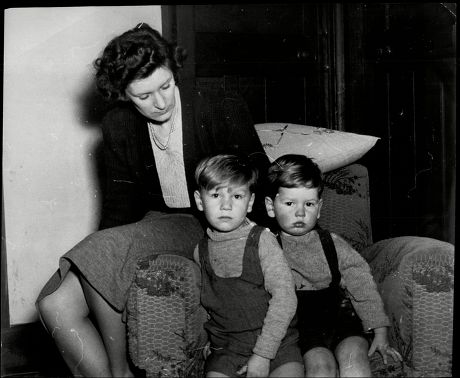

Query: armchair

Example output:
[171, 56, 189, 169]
[126, 163, 454, 377]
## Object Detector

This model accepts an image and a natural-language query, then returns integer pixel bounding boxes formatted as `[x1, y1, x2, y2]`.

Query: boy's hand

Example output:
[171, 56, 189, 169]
[236, 354, 270, 377]
[368, 327, 403, 364]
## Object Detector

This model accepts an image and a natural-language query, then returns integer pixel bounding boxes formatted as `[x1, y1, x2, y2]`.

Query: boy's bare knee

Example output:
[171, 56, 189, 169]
[335, 337, 371, 377]
[304, 347, 337, 377]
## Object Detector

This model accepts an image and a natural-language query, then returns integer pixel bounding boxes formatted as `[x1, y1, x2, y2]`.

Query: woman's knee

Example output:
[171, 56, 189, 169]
[304, 347, 336, 377]
[37, 271, 89, 324]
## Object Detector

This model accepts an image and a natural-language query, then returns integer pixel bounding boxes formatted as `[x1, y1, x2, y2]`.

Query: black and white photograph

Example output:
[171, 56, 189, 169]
[2, 4, 455, 377]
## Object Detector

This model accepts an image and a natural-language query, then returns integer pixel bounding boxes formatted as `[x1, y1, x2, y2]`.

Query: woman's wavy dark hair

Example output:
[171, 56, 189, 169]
[94, 23, 187, 101]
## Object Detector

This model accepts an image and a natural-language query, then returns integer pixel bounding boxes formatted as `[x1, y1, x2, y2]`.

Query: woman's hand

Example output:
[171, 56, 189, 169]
[368, 326, 403, 364]
[236, 354, 270, 377]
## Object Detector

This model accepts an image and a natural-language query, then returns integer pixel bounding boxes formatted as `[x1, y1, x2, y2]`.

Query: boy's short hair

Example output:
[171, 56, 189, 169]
[266, 154, 324, 199]
[195, 154, 258, 192]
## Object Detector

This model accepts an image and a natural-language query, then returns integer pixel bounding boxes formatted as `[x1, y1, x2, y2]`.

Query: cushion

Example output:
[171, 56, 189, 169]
[255, 123, 379, 173]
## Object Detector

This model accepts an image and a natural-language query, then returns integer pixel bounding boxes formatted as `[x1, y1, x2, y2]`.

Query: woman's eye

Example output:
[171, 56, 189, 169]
[139, 95, 149, 100]
[161, 83, 171, 91]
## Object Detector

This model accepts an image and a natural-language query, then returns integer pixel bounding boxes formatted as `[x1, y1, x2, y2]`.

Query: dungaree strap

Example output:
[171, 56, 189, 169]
[276, 226, 342, 288]
[315, 226, 341, 287]
[198, 225, 265, 276]
[198, 237, 209, 268]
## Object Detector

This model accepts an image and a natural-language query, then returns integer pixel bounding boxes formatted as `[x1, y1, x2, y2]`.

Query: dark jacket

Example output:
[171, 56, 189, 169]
[99, 87, 270, 230]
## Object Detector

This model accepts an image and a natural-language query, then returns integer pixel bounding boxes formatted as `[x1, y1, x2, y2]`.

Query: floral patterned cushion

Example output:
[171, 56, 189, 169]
[255, 123, 379, 173]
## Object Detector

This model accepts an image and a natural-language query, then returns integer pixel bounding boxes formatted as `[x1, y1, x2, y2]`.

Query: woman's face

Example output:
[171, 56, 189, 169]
[125, 66, 176, 123]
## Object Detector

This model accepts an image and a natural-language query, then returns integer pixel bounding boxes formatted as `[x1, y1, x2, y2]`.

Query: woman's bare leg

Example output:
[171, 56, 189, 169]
[79, 276, 134, 377]
[37, 270, 111, 377]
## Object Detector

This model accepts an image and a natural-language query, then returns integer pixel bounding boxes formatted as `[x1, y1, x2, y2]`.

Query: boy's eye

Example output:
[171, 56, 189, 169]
[285, 201, 294, 206]
[211, 193, 219, 198]
[234, 194, 243, 200]
[306, 202, 315, 207]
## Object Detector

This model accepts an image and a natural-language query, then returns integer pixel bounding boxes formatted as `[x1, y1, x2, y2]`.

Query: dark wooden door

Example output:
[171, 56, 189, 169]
[162, 4, 456, 244]
[163, 4, 341, 128]
[344, 3, 456, 243]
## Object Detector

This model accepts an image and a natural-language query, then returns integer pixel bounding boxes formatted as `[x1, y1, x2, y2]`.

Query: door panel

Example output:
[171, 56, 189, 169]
[164, 4, 455, 243]
[175, 4, 334, 127]
[345, 3, 455, 243]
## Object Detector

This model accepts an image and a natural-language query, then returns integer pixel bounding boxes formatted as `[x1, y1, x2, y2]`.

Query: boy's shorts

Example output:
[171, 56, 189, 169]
[205, 340, 302, 376]
[298, 298, 370, 355]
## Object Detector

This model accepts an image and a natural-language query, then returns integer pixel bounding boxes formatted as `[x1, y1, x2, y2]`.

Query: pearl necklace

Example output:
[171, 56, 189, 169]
[148, 107, 177, 151]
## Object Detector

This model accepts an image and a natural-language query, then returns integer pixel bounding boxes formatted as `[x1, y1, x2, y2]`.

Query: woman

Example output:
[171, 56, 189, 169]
[36, 23, 269, 377]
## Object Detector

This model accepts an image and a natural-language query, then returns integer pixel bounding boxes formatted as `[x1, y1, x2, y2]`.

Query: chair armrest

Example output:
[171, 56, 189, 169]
[361, 237, 454, 377]
[127, 254, 207, 376]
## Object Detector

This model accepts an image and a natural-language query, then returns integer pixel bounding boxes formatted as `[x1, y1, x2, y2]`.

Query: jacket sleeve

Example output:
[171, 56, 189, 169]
[98, 109, 147, 229]
[333, 233, 391, 331]
[253, 229, 297, 359]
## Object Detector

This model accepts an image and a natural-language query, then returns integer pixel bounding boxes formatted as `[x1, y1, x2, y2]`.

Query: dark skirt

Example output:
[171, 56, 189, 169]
[36, 211, 204, 312]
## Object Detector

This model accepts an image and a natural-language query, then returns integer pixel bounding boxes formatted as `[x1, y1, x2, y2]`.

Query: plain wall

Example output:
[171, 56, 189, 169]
[3, 6, 162, 325]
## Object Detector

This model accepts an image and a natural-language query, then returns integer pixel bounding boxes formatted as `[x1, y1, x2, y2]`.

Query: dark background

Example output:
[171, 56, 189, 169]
[164, 3, 455, 246]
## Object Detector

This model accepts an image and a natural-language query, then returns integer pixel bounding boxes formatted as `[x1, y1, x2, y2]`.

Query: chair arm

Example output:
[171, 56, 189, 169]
[126, 254, 208, 377]
[361, 237, 454, 377]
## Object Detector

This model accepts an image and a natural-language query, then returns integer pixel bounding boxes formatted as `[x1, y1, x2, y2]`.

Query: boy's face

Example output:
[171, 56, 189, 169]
[265, 185, 322, 237]
[194, 182, 255, 233]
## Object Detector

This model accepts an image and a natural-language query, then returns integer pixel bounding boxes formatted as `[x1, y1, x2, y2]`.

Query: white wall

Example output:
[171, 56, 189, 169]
[3, 6, 162, 325]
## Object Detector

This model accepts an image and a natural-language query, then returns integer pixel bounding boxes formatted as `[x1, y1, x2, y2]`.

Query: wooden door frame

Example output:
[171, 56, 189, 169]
[317, 3, 346, 130]
[161, 4, 345, 129]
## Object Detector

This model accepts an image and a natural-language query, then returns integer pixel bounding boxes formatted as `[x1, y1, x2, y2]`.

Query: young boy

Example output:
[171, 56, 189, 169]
[264, 154, 402, 377]
[193, 154, 304, 377]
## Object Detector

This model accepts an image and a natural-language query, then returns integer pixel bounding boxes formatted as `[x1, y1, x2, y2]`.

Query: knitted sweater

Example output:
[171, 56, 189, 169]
[98, 87, 270, 229]
[194, 219, 297, 359]
[280, 230, 390, 331]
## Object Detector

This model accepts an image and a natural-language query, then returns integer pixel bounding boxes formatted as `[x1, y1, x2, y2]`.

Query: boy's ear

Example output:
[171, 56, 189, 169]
[194, 190, 204, 211]
[317, 198, 323, 219]
[246, 192, 256, 213]
[265, 196, 276, 218]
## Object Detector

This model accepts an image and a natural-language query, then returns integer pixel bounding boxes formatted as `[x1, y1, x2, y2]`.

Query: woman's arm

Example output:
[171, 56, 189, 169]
[99, 109, 148, 229]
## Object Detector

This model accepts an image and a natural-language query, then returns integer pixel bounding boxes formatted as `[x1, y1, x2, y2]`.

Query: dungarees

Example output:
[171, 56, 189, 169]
[281, 227, 367, 355]
[199, 226, 302, 376]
